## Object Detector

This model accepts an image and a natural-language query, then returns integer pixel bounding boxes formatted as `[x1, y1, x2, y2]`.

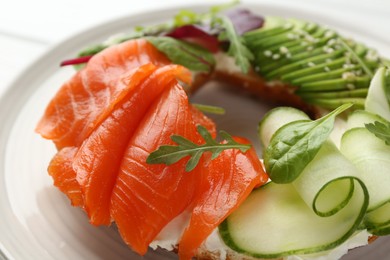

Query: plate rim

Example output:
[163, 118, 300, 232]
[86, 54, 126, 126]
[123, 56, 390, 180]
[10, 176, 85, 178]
[1, 2, 390, 259]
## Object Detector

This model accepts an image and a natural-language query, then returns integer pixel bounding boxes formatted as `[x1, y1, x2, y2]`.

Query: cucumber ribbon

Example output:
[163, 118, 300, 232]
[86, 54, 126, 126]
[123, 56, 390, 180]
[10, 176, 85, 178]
[220, 68, 390, 258]
[343, 67, 390, 236]
[221, 105, 369, 258]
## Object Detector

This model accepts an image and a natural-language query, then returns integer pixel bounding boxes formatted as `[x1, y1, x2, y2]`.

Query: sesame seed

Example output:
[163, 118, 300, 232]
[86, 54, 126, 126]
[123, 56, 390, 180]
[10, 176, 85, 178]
[305, 35, 315, 42]
[307, 62, 316, 67]
[326, 58, 333, 63]
[342, 72, 356, 80]
[346, 83, 355, 90]
[325, 30, 335, 38]
[343, 63, 355, 69]
[324, 66, 331, 72]
[323, 46, 334, 54]
[327, 39, 337, 46]
[279, 46, 289, 54]
[365, 49, 379, 61]
[287, 33, 297, 40]
[272, 54, 281, 60]
[264, 50, 272, 57]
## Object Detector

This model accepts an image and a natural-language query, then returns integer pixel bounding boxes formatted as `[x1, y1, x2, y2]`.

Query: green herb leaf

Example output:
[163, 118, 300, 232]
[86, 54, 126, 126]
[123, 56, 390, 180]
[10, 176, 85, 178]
[146, 125, 251, 172]
[219, 16, 254, 74]
[146, 36, 215, 72]
[365, 121, 390, 145]
[264, 103, 352, 183]
[75, 1, 240, 61]
[193, 103, 226, 115]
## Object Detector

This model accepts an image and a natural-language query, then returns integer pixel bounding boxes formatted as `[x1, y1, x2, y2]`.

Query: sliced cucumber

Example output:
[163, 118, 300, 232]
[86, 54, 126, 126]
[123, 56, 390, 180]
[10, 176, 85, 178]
[341, 128, 390, 211]
[329, 117, 348, 148]
[365, 202, 390, 235]
[341, 127, 390, 235]
[223, 108, 369, 258]
[346, 109, 387, 130]
[220, 141, 368, 258]
[257, 107, 309, 149]
[365, 67, 390, 120]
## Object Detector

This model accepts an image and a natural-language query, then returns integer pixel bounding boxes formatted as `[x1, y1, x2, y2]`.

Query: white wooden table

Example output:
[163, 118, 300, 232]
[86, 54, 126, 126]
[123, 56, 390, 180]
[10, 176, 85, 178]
[1, 0, 389, 259]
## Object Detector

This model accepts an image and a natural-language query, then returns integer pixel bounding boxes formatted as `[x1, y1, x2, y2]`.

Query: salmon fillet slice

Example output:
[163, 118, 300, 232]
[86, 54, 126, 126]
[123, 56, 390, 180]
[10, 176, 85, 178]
[178, 138, 268, 259]
[110, 83, 204, 255]
[48, 146, 84, 207]
[36, 39, 171, 149]
[73, 64, 192, 226]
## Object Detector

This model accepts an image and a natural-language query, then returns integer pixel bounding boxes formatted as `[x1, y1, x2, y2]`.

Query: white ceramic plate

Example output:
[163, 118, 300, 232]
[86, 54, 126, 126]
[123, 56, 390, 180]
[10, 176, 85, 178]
[1, 3, 390, 259]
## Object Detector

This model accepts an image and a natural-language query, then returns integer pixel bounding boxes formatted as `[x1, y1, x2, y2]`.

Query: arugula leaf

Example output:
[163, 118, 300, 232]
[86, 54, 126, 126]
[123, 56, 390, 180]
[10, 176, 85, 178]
[146, 36, 215, 72]
[219, 15, 254, 74]
[365, 120, 390, 145]
[264, 103, 352, 184]
[146, 125, 251, 172]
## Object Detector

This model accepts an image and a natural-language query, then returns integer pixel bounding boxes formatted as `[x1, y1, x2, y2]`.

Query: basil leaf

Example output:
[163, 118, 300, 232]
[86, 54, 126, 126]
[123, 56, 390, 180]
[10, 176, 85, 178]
[146, 36, 215, 72]
[264, 103, 352, 183]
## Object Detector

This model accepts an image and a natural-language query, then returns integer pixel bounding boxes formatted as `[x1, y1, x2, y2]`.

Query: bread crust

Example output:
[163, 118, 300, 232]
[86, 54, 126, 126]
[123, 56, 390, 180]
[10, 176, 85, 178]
[190, 69, 321, 119]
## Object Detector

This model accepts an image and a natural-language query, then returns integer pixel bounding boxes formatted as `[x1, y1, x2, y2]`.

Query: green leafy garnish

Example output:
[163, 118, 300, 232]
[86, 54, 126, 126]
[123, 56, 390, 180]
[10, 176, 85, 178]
[365, 121, 390, 145]
[146, 125, 251, 172]
[75, 1, 240, 60]
[219, 16, 254, 74]
[264, 103, 352, 183]
[193, 103, 226, 115]
[146, 36, 215, 72]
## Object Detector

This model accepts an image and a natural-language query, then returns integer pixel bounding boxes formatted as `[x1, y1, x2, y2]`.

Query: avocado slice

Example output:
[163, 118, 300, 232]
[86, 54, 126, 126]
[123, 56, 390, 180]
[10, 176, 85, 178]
[245, 15, 384, 109]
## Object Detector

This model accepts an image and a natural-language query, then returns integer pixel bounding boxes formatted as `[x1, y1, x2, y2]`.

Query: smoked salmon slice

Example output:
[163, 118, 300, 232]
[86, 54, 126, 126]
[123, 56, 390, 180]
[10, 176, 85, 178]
[190, 105, 217, 138]
[36, 39, 171, 149]
[40, 36, 268, 259]
[110, 83, 204, 255]
[178, 137, 268, 260]
[73, 64, 192, 226]
[48, 146, 84, 207]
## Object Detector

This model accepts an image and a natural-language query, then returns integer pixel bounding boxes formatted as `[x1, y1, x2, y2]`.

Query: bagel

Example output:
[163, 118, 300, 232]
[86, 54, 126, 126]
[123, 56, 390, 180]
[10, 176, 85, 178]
[36, 3, 390, 260]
